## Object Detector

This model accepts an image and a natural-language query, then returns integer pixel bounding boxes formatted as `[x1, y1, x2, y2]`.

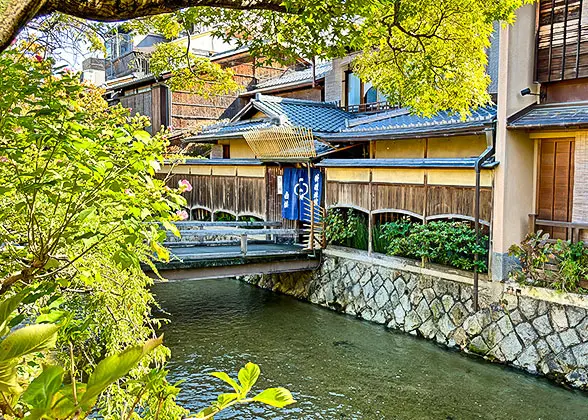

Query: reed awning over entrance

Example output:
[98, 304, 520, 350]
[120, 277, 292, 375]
[243, 125, 330, 159]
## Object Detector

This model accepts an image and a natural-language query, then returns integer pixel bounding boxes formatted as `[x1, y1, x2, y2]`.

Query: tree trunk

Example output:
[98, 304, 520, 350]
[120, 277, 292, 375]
[0, 0, 289, 51]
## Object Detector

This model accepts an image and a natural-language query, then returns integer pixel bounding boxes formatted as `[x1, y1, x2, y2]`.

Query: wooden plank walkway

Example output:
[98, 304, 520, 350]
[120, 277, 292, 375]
[168, 243, 306, 261]
[148, 222, 319, 280]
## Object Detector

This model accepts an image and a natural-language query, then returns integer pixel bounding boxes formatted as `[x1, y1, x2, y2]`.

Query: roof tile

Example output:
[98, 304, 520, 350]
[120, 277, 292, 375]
[508, 102, 588, 128]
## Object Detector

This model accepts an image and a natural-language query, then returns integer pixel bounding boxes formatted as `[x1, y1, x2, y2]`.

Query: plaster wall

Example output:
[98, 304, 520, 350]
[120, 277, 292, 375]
[374, 135, 486, 159]
[427, 135, 487, 158]
[324, 56, 353, 104]
[492, 5, 538, 279]
[228, 139, 256, 158]
[375, 139, 425, 158]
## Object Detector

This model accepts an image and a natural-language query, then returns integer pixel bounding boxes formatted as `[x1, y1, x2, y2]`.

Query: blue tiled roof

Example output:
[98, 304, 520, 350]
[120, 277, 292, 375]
[321, 105, 496, 139]
[198, 118, 275, 137]
[254, 61, 332, 90]
[508, 102, 588, 129]
[250, 94, 355, 133]
[189, 109, 334, 156]
[188, 95, 496, 144]
[316, 158, 498, 169]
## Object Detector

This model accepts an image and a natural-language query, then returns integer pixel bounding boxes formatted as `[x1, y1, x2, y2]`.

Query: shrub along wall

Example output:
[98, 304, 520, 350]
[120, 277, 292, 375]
[325, 210, 489, 272]
[242, 247, 588, 390]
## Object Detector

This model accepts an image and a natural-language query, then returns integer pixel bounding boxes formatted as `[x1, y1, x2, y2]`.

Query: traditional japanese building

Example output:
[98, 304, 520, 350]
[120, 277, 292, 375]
[103, 0, 588, 282]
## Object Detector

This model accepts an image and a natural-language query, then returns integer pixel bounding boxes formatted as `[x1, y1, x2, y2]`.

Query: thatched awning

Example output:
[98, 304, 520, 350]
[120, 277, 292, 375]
[243, 125, 327, 159]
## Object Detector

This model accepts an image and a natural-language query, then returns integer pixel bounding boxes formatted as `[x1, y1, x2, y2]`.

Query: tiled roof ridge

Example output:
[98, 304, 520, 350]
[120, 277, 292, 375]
[254, 93, 340, 108]
[254, 61, 332, 89]
[526, 100, 588, 108]
[343, 105, 496, 133]
[345, 108, 411, 128]
[200, 117, 276, 133]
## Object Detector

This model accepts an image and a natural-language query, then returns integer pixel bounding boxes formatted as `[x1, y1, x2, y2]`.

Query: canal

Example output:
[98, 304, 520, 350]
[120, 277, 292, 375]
[154, 278, 588, 420]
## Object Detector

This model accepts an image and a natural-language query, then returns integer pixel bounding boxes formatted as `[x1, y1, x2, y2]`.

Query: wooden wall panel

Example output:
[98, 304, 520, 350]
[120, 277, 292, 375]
[537, 138, 575, 239]
[210, 175, 236, 214]
[372, 184, 425, 216]
[237, 177, 266, 218]
[121, 92, 152, 130]
[536, 0, 588, 82]
[161, 168, 287, 223]
[427, 186, 492, 223]
[266, 166, 282, 222]
[188, 175, 213, 211]
[326, 180, 492, 224]
[326, 181, 371, 212]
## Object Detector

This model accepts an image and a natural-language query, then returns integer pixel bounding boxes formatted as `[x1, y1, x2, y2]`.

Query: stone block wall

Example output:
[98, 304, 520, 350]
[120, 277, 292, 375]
[242, 247, 588, 390]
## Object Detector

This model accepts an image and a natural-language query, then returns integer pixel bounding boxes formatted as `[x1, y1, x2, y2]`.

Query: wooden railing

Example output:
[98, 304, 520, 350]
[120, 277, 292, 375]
[301, 197, 326, 251]
[170, 221, 282, 229]
[529, 214, 588, 243]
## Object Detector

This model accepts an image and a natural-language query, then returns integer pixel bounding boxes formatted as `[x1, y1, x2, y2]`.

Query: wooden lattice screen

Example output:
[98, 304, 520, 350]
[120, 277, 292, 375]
[536, 0, 588, 82]
[243, 125, 316, 159]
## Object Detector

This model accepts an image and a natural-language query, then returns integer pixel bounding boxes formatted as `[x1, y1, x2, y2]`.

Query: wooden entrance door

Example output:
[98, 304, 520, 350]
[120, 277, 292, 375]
[537, 138, 575, 240]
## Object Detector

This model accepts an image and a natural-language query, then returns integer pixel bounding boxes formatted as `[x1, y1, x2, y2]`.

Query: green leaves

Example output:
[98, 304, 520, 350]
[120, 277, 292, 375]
[133, 130, 151, 143]
[139, 0, 534, 116]
[0, 324, 59, 394]
[210, 371, 241, 394]
[82, 335, 163, 405]
[21, 365, 64, 409]
[0, 324, 59, 362]
[149, 43, 241, 97]
[237, 362, 260, 396]
[0, 291, 27, 336]
[198, 363, 295, 418]
[252, 387, 296, 408]
[378, 219, 489, 272]
[509, 232, 588, 294]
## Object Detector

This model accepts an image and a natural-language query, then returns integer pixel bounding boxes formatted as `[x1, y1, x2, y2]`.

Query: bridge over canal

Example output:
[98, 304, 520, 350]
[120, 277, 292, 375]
[148, 221, 323, 280]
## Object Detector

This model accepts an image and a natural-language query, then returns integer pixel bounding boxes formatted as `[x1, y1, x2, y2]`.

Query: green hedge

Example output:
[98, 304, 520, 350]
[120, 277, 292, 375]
[379, 219, 489, 272]
[325, 210, 489, 272]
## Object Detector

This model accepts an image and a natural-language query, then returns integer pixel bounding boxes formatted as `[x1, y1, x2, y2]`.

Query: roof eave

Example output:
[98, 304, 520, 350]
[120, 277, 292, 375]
[183, 132, 245, 143]
[319, 124, 493, 141]
[507, 122, 588, 130]
[240, 80, 321, 96]
[316, 158, 498, 169]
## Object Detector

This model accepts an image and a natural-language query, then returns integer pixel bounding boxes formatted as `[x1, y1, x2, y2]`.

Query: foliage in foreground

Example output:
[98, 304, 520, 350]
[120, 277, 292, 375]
[193, 362, 295, 419]
[324, 208, 369, 251]
[130, 0, 536, 117]
[15, 1, 535, 117]
[0, 291, 294, 419]
[0, 47, 188, 418]
[0, 48, 295, 419]
[0, 291, 163, 419]
[509, 231, 588, 294]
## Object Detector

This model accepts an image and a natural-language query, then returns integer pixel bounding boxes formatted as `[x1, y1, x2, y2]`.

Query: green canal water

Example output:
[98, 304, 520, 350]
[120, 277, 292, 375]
[153, 278, 588, 420]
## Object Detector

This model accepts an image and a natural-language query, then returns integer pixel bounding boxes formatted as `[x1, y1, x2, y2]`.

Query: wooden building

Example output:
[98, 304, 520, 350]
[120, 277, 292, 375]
[106, 49, 323, 134]
[116, 0, 588, 281]
[171, 93, 497, 256]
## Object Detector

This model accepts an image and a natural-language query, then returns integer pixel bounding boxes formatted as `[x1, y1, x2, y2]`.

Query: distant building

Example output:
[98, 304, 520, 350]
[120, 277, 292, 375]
[81, 57, 106, 86]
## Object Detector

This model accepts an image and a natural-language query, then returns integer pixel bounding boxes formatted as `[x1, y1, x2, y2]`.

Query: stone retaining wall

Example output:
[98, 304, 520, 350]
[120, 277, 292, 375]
[242, 247, 588, 390]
